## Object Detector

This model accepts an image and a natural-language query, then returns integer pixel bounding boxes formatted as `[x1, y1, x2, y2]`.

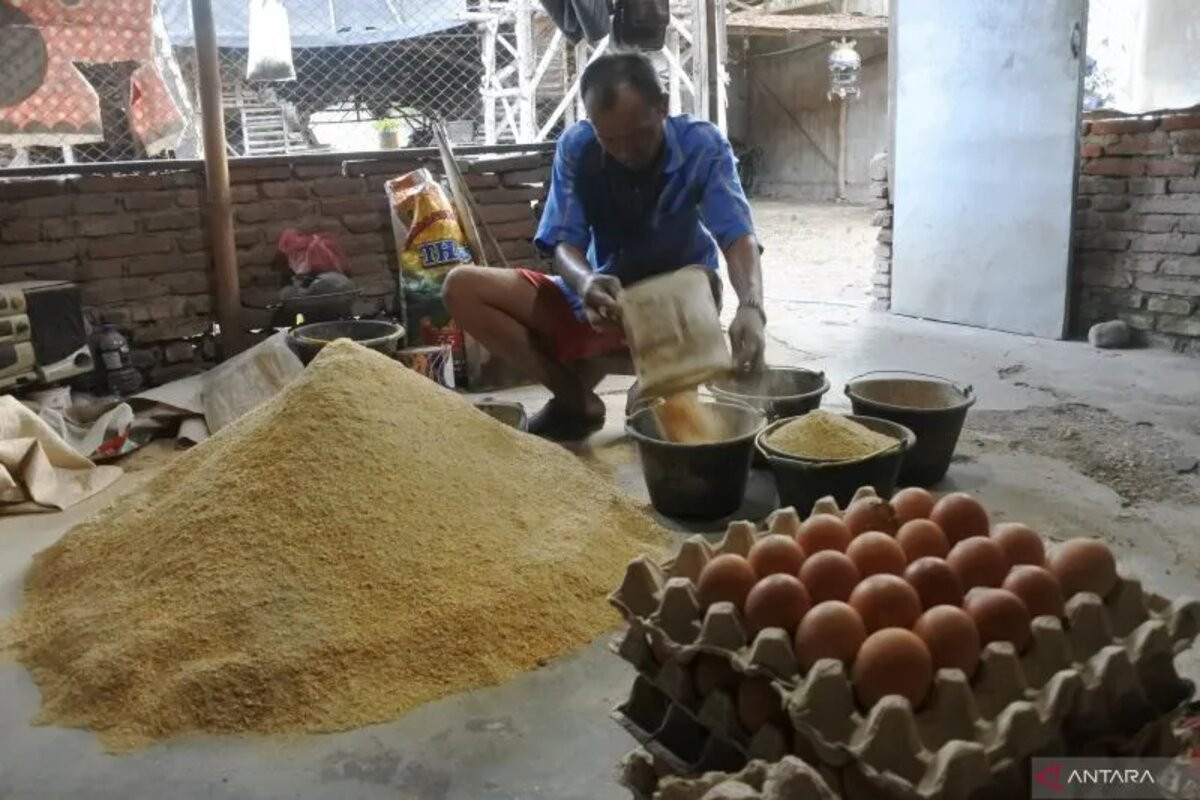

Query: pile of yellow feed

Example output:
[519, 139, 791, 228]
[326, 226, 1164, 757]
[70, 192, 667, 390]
[766, 409, 899, 460]
[5, 340, 666, 751]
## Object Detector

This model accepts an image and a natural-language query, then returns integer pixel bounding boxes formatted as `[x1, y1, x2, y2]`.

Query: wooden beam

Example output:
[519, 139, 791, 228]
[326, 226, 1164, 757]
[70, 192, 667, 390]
[727, 12, 887, 36]
[762, 0, 834, 14]
[191, 0, 245, 354]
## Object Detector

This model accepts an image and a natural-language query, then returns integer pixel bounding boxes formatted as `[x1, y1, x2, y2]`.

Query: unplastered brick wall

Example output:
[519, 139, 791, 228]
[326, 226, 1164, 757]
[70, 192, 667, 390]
[231, 150, 552, 323]
[1074, 110, 1200, 353]
[0, 148, 551, 386]
[867, 151, 892, 310]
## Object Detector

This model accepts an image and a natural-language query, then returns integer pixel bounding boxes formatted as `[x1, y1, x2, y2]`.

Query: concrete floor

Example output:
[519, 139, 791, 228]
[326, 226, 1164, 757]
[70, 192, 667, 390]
[3, 203, 1200, 799]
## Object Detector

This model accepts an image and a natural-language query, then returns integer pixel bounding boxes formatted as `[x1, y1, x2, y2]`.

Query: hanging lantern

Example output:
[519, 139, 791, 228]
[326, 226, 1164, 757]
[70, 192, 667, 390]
[828, 38, 862, 100]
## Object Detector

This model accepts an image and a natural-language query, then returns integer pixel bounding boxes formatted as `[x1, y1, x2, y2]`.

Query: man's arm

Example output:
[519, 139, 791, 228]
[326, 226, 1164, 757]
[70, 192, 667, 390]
[536, 127, 622, 326]
[556, 242, 621, 326]
[700, 133, 766, 370]
[725, 233, 764, 317]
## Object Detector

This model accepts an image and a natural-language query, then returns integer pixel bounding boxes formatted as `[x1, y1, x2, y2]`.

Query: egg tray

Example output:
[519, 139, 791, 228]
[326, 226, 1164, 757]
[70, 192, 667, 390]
[607, 497, 1200, 800]
[612, 660, 1183, 800]
[619, 749, 843, 800]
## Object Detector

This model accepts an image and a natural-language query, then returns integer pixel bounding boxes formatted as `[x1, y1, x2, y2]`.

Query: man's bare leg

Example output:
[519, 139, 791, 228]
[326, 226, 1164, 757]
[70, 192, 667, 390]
[442, 266, 605, 420]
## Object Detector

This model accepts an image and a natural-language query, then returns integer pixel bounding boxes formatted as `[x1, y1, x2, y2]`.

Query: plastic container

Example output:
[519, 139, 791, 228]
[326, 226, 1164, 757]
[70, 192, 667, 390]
[473, 400, 529, 432]
[621, 267, 732, 399]
[626, 401, 766, 521]
[708, 366, 830, 422]
[756, 415, 915, 510]
[286, 320, 405, 365]
[845, 371, 975, 487]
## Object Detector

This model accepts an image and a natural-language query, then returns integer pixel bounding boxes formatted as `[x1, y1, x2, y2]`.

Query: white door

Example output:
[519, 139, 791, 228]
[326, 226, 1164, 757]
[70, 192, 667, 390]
[890, 0, 1087, 338]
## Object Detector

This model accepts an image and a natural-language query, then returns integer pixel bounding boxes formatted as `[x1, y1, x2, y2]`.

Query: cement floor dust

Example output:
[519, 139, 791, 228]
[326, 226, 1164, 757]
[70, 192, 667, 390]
[2, 202, 1200, 799]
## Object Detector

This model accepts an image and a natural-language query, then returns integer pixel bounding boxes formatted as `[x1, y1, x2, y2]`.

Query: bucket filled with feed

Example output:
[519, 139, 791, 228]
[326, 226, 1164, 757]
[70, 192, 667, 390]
[627, 398, 766, 520]
[845, 370, 975, 486]
[757, 410, 915, 510]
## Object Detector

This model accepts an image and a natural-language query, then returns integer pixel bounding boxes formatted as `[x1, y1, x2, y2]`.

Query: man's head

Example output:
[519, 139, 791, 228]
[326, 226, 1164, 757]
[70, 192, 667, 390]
[581, 52, 668, 172]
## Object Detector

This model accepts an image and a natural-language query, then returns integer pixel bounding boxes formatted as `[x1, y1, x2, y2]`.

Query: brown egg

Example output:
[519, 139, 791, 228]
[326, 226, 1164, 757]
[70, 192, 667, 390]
[694, 653, 739, 697]
[1003, 565, 1066, 619]
[696, 554, 758, 611]
[991, 523, 1046, 567]
[796, 513, 853, 555]
[930, 492, 990, 544]
[903, 557, 965, 610]
[891, 487, 936, 524]
[843, 497, 898, 537]
[896, 519, 951, 561]
[963, 587, 1032, 652]
[794, 601, 867, 671]
[798, 551, 861, 604]
[743, 574, 812, 636]
[737, 677, 779, 733]
[846, 532, 908, 577]
[1048, 538, 1119, 599]
[913, 605, 981, 678]
[747, 534, 807, 578]
[947, 537, 1009, 590]
[849, 574, 922, 632]
[851, 628, 933, 709]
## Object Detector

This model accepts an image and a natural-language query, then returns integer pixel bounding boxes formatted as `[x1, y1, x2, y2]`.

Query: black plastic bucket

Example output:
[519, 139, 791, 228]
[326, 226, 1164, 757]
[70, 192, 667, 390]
[708, 366, 831, 421]
[757, 414, 915, 514]
[708, 366, 830, 469]
[845, 371, 975, 487]
[287, 320, 405, 365]
[627, 401, 767, 521]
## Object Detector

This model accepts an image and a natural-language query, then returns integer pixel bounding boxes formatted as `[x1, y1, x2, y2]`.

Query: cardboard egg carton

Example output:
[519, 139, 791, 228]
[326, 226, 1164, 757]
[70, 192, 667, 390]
[608, 490, 1200, 800]
[619, 749, 843, 800]
[614, 647, 1185, 800]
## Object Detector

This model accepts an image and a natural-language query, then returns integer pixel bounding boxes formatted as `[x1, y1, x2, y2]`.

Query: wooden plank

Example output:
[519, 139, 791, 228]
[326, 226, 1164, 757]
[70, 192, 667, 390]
[762, 0, 835, 14]
[726, 12, 887, 36]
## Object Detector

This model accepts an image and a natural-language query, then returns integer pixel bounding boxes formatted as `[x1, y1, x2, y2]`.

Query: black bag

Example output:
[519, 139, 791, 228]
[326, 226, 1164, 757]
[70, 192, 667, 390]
[612, 0, 670, 50]
[539, 0, 612, 44]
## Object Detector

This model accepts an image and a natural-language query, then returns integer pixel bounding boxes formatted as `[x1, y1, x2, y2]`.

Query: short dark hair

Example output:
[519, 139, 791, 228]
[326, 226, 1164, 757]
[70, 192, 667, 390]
[581, 52, 666, 112]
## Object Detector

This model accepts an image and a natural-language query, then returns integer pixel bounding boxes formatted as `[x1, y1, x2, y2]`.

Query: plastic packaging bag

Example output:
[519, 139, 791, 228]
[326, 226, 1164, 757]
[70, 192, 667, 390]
[276, 230, 348, 276]
[386, 169, 474, 282]
[386, 169, 474, 386]
[247, 0, 296, 82]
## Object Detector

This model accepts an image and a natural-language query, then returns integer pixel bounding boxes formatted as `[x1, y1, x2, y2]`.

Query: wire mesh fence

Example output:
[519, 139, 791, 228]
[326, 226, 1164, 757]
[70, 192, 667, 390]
[0, 0, 503, 169]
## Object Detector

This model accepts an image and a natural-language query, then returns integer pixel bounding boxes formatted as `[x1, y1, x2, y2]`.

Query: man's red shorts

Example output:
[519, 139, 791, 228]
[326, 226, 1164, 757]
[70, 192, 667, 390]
[516, 268, 627, 363]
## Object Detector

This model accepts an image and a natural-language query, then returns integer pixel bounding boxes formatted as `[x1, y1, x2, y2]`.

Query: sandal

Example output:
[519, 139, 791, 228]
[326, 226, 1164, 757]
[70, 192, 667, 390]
[527, 398, 605, 442]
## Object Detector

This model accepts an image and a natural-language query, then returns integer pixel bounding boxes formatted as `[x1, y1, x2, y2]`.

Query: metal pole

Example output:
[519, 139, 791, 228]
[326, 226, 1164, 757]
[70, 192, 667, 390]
[482, 20, 498, 144]
[692, 0, 710, 121]
[704, 0, 721, 125]
[515, 0, 536, 141]
[190, 0, 245, 353]
[667, 27, 682, 115]
[837, 96, 848, 201]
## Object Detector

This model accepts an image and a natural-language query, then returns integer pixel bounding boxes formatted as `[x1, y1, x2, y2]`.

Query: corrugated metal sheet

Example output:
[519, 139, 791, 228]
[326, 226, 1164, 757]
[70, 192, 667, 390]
[162, 0, 470, 48]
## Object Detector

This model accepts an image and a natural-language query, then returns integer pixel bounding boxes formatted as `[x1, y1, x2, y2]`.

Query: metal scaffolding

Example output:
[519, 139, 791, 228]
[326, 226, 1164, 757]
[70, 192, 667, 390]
[463, 0, 728, 144]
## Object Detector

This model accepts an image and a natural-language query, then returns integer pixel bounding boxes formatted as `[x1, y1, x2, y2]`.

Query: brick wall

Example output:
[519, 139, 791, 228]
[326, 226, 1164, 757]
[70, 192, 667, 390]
[1074, 110, 1200, 353]
[867, 151, 892, 310]
[0, 148, 551, 386]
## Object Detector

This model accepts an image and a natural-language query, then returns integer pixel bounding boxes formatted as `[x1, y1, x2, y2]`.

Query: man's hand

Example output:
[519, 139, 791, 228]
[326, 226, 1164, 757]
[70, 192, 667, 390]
[729, 304, 766, 372]
[582, 273, 623, 329]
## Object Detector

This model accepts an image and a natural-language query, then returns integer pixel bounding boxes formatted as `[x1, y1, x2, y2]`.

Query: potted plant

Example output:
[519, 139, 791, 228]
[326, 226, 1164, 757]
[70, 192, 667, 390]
[375, 118, 402, 150]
